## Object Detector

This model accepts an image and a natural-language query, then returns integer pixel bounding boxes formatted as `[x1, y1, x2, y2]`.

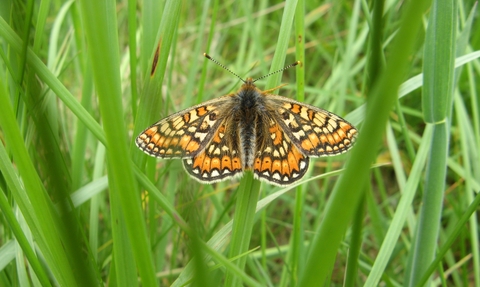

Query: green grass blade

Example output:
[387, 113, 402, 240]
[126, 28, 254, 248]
[0, 17, 106, 144]
[414, 192, 480, 287]
[364, 125, 433, 286]
[422, 0, 457, 123]
[298, 0, 432, 284]
[0, 186, 52, 287]
[406, 124, 449, 285]
[131, 0, 181, 164]
[265, 0, 298, 88]
[184, 0, 212, 107]
[140, 0, 163, 73]
[224, 172, 261, 286]
[405, 0, 457, 285]
[289, 1, 306, 285]
[344, 195, 365, 287]
[128, 0, 139, 119]
[0, 79, 85, 286]
[77, 0, 156, 285]
[454, 6, 480, 285]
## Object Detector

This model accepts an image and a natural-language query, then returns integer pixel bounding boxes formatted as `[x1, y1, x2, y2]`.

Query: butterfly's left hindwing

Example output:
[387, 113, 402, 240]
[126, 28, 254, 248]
[253, 115, 309, 186]
[135, 97, 231, 158]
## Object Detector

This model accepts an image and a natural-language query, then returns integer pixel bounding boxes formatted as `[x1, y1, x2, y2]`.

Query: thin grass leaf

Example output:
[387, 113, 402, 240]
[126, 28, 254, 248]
[77, 0, 156, 285]
[414, 192, 480, 287]
[364, 125, 433, 287]
[298, 0, 432, 284]
[225, 172, 261, 286]
[0, 187, 52, 287]
[0, 17, 106, 144]
[289, 1, 306, 285]
[131, 0, 182, 167]
[184, 0, 212, 107]
[422, 0, 456, 123]
[0, 80, 87, 286]
[405, 1, 457, 285]
[128, 0, 139, 119]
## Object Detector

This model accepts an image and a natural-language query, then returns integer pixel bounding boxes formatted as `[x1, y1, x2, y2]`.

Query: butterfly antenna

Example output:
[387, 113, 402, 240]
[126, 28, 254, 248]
[204, 53, 246, 83]
[253, 61, 300, 83]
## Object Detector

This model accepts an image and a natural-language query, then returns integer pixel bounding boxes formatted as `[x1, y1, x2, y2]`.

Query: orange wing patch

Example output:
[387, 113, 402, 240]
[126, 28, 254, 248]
[183, 124, 244, 183]
[253, 117, 309, 186]
[253, 138, 309, 186]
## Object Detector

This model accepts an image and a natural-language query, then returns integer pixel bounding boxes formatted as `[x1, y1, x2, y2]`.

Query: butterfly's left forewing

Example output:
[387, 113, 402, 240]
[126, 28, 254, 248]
[267, 96, 358, 157]
[135, 97, 231, 158]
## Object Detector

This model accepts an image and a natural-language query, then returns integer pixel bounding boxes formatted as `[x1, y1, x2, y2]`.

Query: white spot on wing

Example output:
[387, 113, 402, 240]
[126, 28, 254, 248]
[300, 161, 307, 169]
[160, 124, 169, 133]
[293, 130, 306, 139]
[194, 132, 207, 141]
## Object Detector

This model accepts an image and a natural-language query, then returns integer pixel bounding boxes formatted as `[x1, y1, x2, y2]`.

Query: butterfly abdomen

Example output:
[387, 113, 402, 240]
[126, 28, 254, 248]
[235, 84, 267, 168]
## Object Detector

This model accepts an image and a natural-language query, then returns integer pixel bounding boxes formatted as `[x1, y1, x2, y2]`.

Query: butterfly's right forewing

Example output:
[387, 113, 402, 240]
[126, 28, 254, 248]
[135, 97, 231, 158]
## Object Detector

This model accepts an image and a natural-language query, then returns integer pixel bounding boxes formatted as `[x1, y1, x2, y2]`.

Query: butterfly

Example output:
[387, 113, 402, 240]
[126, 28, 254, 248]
[135, 54, 358, 186]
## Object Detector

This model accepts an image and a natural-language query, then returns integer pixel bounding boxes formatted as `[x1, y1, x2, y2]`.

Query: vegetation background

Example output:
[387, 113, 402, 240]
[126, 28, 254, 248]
[0, 0, 479, 286]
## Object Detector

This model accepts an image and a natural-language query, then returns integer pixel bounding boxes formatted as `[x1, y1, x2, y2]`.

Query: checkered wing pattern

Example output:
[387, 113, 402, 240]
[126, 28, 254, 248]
[268, 97, 358, 157]
[135, 97, 230, 158]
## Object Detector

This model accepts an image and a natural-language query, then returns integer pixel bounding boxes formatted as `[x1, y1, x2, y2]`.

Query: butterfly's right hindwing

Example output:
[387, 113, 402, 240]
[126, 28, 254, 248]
[183, 123, 244, 183]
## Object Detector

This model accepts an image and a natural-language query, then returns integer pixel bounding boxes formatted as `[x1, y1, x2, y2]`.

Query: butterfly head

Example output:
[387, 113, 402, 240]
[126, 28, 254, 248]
[242, 77, 257, 88]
